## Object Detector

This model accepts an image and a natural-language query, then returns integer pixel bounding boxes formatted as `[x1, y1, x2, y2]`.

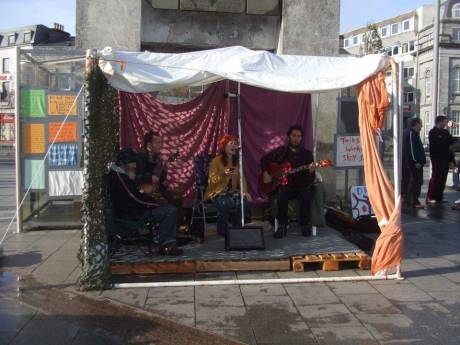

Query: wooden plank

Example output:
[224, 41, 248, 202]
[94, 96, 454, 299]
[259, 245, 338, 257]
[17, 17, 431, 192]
[111, 261, 196, 275]
[196, 259, 290, 272]
[323, 260, 339, 271]
[332, 253, 345, 260]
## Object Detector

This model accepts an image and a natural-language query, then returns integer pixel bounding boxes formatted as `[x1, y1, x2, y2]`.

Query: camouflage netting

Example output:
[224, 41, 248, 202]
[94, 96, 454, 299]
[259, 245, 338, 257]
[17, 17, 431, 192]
[78, 60, 119, 290]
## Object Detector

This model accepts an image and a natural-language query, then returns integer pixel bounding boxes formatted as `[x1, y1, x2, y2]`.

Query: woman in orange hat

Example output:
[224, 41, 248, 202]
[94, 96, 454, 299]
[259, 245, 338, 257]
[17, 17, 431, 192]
[204, 135, 252, 236]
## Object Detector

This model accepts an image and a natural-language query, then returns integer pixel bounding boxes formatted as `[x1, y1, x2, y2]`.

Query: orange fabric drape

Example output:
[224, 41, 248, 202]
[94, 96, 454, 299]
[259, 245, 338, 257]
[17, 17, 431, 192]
[357, 71, 404, 275]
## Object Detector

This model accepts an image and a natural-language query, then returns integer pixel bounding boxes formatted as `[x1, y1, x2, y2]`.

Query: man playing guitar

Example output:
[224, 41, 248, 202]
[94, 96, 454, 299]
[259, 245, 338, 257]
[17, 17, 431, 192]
[260, 125, 315, 238]
[136, 131, 184, 227]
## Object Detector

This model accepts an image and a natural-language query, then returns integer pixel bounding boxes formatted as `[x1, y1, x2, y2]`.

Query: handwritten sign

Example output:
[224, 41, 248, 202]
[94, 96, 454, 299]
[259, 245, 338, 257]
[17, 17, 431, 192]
[350, 186, 374, 218]
[48, 95, 77, 116]
[335, 135, 364, 168]
[48, 122, 77, 143]
[23, 124, 45, 154]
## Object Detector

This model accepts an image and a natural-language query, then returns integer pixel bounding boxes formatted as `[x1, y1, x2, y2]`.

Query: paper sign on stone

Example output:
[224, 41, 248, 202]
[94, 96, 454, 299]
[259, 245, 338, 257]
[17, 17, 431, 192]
[48, 95, 78, 116]
[48, 122, 77, 143]
[23, 124, 45, 154]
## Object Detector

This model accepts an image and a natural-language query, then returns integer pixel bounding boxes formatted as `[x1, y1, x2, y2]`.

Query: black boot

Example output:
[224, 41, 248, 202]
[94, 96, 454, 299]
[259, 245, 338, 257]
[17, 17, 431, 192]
[301, 224, 312, 237]
[273, 223, 286, 239]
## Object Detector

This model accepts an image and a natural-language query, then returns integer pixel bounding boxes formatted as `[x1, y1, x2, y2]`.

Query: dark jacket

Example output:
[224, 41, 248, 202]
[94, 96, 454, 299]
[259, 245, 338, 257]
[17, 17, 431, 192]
[428, 127, 456, 162]
[261, 145, 315, 187]
[136, 149, 167, 187]
[109, 166, 160, 219]
[402, 128, 426, 168]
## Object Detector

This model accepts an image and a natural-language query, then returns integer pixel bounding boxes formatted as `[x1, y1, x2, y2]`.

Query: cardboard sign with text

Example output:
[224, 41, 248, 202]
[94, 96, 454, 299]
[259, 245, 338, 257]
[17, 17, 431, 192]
[335, 135, 364, 168]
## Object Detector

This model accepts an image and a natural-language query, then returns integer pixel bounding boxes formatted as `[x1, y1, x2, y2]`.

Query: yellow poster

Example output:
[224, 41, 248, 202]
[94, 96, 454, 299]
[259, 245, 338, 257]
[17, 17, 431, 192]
[48, 122, 77, 143]
[48, 95, 78, 116]
[23, 124, 45, 154]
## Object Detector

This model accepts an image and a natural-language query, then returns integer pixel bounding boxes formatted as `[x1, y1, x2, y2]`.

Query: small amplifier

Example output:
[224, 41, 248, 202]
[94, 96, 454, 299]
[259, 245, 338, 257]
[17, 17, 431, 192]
[225, 226, 265, 251]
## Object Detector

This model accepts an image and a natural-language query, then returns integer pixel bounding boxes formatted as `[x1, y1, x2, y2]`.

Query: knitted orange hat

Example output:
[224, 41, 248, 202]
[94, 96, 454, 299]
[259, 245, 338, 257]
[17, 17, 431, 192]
[218, 134, 238, 153]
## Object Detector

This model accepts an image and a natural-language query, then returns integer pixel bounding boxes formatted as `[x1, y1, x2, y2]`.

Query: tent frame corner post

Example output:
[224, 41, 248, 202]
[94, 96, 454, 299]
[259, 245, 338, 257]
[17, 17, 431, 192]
[79, 49, 111, 291]
[392, 61, 403, 205]
[236, 82, 245, 227]
[14, 46, 23, 233]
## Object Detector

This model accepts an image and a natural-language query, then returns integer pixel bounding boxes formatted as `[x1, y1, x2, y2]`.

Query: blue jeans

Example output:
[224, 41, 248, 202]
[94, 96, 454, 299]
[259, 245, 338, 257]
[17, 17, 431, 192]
[214, 195, 251, 235]
[142, 205, 177, 245]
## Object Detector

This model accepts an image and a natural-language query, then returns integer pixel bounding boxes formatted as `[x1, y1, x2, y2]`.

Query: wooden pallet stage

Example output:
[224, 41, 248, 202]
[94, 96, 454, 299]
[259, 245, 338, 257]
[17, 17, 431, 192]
[110, 227, 368, 275]
[291, 252, 369, 272]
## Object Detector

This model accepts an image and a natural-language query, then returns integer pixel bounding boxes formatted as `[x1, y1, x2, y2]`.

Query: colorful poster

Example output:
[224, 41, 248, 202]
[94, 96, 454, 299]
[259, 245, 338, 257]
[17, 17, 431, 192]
[21, 89, 46, 117]
[23, 159, 46, 190]
[48, 122, 77, 143]
[48, 95, 78, 116]
[23, 123, 45, 154]
[48, 143, 78, 167]
[350, 186, 374, 218]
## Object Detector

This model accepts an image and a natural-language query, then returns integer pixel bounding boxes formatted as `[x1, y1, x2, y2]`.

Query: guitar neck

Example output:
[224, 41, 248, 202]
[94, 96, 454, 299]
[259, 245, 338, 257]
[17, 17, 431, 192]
[286, 164, 312, 176]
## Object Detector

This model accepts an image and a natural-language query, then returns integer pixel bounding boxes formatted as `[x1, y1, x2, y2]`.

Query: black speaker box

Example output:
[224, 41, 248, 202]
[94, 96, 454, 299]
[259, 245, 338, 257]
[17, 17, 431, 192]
[225, 226, 265, 251]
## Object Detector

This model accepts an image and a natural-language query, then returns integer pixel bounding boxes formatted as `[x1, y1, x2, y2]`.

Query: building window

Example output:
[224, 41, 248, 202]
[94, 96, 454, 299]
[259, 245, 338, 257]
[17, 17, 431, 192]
[404, 92, 414, 103]
[453, 67, 460, 92]
[23, 31, 32, 43]
[385, 47, 393, 56]
[344, 38, 350, 48]
[391, 23, 400, 35]
[0, 82, 10, 102]
[453, 4, 460, 18]
[381, 26, 388, 37]
[402, 19, 411, 32]
[392, 46, 399, 55]
[453, 28, 460, 41]
[7, 34, 15, 45]
[404, 67, 415, 79]
[352, 36, 358, 46]
[451, 111, 460, 136]
[402, 43, 409, 53]
[425, 69, 432, 102]
[2, 58, 10, 73]
[409, 40, 416, 51]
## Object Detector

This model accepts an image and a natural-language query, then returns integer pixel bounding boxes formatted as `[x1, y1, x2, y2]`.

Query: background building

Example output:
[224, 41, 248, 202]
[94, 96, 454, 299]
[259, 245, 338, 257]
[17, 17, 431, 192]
[0, 24, 73, 148]
[76, 0, 341, 199]
[341, 1, 460, 141]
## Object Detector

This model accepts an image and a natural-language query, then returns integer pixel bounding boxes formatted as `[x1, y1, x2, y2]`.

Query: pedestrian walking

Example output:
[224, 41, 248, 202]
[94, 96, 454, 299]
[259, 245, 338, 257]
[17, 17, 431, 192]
[427, 116, 457, 204]
[402, 117, 426, 208]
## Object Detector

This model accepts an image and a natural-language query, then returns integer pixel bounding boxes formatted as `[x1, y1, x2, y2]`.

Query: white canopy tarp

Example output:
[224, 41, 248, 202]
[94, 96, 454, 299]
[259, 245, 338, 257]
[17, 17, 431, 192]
[98, 46, 389, 93]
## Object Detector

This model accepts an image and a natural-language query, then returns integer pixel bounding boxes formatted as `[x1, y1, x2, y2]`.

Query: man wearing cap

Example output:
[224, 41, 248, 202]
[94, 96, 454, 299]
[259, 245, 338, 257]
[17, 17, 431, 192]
[109, 148, 182, 256]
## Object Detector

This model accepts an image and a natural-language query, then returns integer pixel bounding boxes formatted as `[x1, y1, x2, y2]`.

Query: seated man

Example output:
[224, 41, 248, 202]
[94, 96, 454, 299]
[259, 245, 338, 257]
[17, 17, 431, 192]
[136, 130, 184, 227]
[260, 125, 315, 238]
[109, 148, 182, 256]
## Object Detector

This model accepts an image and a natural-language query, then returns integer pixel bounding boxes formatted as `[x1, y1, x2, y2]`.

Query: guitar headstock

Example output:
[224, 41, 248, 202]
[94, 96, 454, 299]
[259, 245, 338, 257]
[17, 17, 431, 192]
[313, 159, 333, 168]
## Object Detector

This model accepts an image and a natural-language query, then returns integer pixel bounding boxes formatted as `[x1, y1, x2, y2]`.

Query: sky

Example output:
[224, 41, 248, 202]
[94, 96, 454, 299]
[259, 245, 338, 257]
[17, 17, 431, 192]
[0, 0, 433, 36]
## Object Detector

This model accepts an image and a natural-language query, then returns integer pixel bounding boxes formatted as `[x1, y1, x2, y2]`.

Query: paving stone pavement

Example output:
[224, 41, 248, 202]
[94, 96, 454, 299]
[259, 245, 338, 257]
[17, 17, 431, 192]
[2, 159, 460, 344]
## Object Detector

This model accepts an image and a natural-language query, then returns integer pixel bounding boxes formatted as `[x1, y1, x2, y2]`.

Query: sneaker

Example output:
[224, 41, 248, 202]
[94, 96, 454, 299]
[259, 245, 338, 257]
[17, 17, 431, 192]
[159, 244, 183, 256]
[426, 199, 437, 205]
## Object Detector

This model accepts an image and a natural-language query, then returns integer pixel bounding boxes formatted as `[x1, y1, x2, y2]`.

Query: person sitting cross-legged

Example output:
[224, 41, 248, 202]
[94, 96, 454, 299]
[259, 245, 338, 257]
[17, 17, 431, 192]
[109, 148, 183, 256]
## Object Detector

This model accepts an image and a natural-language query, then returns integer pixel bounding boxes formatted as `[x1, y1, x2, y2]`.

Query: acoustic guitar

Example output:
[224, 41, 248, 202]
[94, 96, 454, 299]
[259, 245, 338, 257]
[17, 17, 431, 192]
[258, 159, 333, 195]
[139, 151, 179, 194]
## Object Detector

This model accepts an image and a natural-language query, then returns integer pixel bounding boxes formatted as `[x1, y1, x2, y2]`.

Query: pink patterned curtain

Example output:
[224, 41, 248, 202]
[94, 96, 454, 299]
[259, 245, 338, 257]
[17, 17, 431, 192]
[118, 81, 229, 205]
